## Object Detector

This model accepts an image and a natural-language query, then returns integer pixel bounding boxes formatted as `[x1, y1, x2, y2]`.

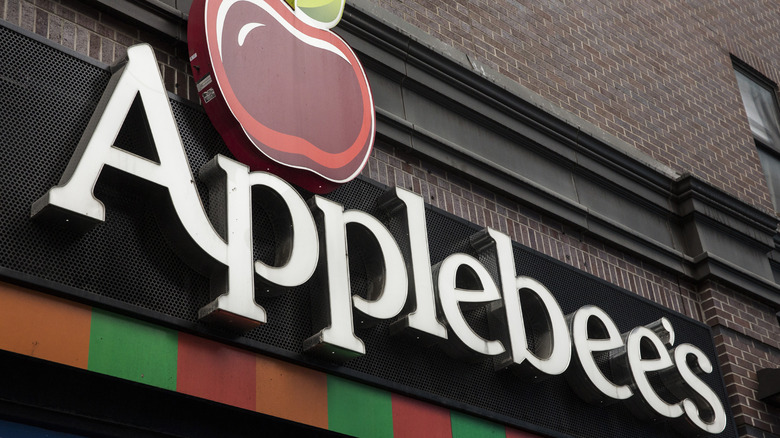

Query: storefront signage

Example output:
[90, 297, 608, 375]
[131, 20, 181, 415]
[28, 42, 728, 435]
[186, 0, 375, 194]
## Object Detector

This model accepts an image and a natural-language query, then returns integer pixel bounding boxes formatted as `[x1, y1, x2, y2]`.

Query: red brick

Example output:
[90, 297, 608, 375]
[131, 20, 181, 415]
[34, 0, 54, 13]
[74, 26, 88, 56]
[75, 11, 96, 31]
[5, 0, 20, 24]
[88, 32, 100, 59]
[20, 0, 34, 31]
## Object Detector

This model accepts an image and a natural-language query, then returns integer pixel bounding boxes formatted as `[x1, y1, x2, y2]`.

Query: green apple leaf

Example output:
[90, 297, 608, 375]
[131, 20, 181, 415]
[290, 0, 346, 30]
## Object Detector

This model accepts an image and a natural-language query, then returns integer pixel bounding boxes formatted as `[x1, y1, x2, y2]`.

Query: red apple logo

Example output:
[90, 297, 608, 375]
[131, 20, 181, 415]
[188, 0, 375, 193]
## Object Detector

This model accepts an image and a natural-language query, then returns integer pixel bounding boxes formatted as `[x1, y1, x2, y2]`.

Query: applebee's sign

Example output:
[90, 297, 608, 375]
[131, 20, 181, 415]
[29, 15, 726, 438]
[187, 0, 375, 194]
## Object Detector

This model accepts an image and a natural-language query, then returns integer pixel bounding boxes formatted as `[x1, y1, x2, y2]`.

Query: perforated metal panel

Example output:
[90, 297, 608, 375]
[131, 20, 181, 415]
[0, 23, 735, 438]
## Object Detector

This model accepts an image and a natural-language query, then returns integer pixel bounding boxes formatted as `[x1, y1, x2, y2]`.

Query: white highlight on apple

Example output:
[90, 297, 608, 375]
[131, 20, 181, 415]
[215, 0, 349, 63]
[238, 22, 265, 46]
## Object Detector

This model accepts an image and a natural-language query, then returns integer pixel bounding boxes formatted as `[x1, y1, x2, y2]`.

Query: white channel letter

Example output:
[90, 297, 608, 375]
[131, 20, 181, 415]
[378, 187, 447, 342]
[304, 196, 408, 359]
[669, 344, 727, 434]
[30, 44, 265, 331]
[566, 305, 632, 403]
[624, 326, 684, 420]
[484, 228, 571, 378]
[435, 253, 505, 358]
[197, 156, 267, 329]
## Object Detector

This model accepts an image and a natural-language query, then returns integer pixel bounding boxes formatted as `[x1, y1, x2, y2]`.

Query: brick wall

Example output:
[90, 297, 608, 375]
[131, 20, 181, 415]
[1, 0, 197, 101]
[2, 0, 780, 437]
[699, 282, 780, 437]
[714, 324, 780, 436]
[375, 0, 780, 213]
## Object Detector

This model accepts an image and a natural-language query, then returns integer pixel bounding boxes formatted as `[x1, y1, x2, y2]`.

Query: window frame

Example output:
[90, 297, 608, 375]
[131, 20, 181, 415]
[733, 57, 780, 211]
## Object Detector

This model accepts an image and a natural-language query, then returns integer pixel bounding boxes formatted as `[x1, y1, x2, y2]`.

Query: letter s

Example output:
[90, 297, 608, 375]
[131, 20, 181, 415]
[668, 344, 728, 434]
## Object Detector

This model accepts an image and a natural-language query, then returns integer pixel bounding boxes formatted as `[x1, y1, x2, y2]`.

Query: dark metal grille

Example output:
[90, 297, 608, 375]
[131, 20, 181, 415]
[0, 23, 735, 438]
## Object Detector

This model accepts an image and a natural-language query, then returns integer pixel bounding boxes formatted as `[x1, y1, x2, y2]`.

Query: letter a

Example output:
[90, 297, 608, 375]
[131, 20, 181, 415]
[31, 44, 266, 331]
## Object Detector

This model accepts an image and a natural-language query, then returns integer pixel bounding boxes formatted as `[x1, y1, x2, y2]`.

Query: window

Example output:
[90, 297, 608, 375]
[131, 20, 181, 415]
[734, 60, 780, 210]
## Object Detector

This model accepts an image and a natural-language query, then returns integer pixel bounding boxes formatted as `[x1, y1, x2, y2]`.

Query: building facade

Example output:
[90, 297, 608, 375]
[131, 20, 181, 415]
[1, 0, 779, 437]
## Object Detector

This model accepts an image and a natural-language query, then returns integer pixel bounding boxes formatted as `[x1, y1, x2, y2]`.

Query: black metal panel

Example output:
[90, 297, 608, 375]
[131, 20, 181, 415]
[0, 22, 736, 438]
[758, 368, 780, 407]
